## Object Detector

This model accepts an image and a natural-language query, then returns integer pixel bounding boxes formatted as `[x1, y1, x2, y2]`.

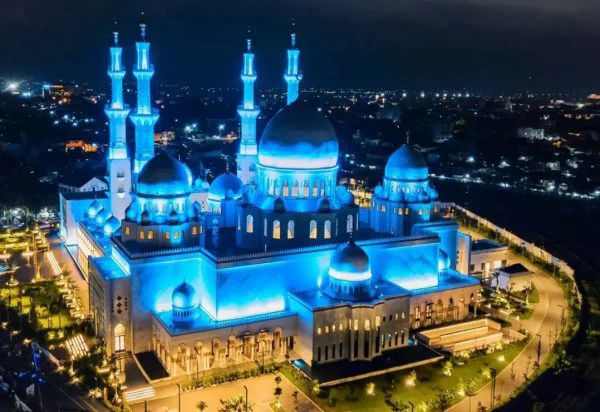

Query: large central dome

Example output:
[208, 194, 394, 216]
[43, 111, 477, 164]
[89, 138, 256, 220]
[137, 151, 193, 196]
[258, 101, 338, 169]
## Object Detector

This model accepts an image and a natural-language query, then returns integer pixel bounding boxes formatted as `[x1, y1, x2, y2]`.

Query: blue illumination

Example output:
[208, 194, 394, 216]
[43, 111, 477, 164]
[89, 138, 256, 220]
[105, 31, 129, 161]
[284, 32, 302, 105]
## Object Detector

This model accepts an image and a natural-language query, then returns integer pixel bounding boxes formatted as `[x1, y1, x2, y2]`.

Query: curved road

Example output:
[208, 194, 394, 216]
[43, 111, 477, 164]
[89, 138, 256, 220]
[449, 229, 567, 411]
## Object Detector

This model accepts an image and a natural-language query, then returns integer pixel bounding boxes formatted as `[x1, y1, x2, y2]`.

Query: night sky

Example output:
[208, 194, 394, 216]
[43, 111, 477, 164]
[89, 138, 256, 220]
[1, 0, 599, 93]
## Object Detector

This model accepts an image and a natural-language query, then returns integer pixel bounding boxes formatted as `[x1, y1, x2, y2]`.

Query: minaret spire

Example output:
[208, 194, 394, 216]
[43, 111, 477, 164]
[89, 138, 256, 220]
[236, 28, 260, 185]
[105, 27, 132, 219]
[284, 20, 302, 105]
[130, 21, 159, 177]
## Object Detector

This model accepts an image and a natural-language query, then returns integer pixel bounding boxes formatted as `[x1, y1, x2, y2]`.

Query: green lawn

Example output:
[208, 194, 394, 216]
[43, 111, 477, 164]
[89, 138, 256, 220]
[284, 342, 527, 412]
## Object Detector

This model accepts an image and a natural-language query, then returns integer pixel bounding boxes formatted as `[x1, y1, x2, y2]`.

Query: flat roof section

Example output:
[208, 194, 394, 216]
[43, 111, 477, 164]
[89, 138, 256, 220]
[471, 239, 507, 252]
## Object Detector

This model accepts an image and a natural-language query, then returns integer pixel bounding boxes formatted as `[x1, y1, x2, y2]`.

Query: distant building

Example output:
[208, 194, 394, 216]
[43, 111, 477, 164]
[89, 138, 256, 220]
[517, 127, 545, 140]
[491, 263, 531, 292]
[469, 239, 508, 280]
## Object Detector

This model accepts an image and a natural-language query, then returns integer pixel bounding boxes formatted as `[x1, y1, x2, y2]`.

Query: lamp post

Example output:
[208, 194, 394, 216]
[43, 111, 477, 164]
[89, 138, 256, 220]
[243, 385, 248, 411]
[490, 367, 497, 409]
[176, 383, 181, 412]
[536, 333, 542, 367]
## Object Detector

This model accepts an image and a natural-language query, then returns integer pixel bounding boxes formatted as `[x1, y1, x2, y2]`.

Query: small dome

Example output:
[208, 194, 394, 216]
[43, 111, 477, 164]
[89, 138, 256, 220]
[438, 249, 451, 271]
[318, 197, 333, 213]
[88, 200, 102, 218]
[385, 145, 429, 181]
[125, 204, 136, 221]
[258, 100, 339, 169]
[95, 208, 111, 226]
[172, 281, 198, 309]
[208, 173, 244, 201]
[137, 151, 193, 197]
[103, 216, 121, 235]
[140, 209, 150, 224]
[329, 240, 371, 282]
[273, 197, 286, 213]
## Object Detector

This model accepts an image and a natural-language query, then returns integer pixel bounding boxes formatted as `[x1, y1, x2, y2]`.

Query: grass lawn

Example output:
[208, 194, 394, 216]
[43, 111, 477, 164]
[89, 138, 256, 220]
[285, 342, 527, 412]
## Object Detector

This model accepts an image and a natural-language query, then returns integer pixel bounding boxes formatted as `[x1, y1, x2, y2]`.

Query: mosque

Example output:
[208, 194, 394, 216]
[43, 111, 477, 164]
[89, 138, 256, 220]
[59, 25, 479, 386]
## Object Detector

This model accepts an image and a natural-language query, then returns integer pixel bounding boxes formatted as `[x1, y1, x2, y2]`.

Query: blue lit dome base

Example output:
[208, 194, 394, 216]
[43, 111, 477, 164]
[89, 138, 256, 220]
[208, 173, 244, 202]
[258, 100, 339, 170]
[384, 145, 429, 182]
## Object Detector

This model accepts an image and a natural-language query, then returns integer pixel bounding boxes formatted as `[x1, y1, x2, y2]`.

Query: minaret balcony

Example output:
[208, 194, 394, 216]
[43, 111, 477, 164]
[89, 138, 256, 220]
[237, 107, 260, 118]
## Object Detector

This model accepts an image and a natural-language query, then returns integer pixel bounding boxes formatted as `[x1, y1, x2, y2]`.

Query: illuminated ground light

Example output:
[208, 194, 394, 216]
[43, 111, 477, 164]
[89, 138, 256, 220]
[497, 354, 506, 362]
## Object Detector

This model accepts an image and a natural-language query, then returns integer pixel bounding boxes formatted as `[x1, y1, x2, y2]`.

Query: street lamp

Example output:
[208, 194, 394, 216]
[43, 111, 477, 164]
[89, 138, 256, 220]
[218, 124, 225, 138]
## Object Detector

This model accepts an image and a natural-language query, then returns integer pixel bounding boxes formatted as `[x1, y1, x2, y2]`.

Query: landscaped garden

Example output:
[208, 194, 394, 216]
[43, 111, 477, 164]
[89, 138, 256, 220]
[281, 340, 527, 411]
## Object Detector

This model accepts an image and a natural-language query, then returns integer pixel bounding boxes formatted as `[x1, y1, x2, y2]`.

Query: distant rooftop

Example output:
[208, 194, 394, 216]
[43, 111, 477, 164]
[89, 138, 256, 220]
[498, 262, 529, 276]
[91, 256, 128, 280]
[471, 238, 506, 252]
[60, 190, 108, 201]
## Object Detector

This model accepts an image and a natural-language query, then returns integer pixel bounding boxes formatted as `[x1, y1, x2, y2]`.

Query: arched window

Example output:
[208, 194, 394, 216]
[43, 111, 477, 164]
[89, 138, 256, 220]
[292, 180, 299, 197]
[192, 226, 198, 235]
[266, 178, 272, 195]
[199, 225, 203, 234]
[381, 205, 386, 213]
[165, 231, 170, 239]
[148, 230, 154, 240]
[264, 218, 267, 236]
[405, 208, 410, 215]
[174, 231, 179, 239]
[125, 226, 130, 235]
[287, 220, 295, 239]
[282, 180, 289, 197]
[398, 208, 403, 215]
[237, 214, 241, 230]
[312, 180, 319, 197]
[310, 220, 318, 239]
[302, 179, 309, 197]
[274, 179, 280, 196]
[273, 220, 281, 239]
[114, 323, 125, 352]
[320, 181, 325, 196]
[139, 230, 145, 240]
[246, 215, 254, 233]
[324, 220, 332, 239]
[419, 208, 423, 215]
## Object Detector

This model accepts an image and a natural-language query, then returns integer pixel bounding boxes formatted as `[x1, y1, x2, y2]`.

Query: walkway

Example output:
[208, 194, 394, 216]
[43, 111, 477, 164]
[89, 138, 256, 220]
[448, 227, 568, 411]
[130, 372, 320, 412]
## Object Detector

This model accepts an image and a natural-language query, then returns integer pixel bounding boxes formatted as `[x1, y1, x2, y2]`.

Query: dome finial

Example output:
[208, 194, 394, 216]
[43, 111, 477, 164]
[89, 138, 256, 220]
[290, 19, 297, 48]
[140, 21, 147, 41]
[246, 27, 252, 52]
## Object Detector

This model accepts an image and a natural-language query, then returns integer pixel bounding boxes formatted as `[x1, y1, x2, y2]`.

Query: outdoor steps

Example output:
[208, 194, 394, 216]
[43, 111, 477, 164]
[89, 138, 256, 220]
[123, 386, 156, 402]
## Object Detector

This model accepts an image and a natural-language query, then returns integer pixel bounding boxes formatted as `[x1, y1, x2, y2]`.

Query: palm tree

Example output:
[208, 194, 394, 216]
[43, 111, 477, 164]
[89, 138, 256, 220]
[196, 400, 208, 411]
[491, 271, 500, 293]
[522, 284, 533, 306]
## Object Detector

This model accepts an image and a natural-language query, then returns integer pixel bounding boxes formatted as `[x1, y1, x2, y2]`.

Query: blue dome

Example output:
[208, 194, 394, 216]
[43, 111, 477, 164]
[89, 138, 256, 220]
[438, 249, 451, 271]
[95, 208, 111, 226]
[329, 240, 372, 282]
[208, 173, 243, 201]
[103, 216, 121, 235]
[258, 101, 338, 169]
[385, 145, 429, 181]
[137, 151, 193, 197]
[88, 200, 102, 218]
[172, 281, 197, 309]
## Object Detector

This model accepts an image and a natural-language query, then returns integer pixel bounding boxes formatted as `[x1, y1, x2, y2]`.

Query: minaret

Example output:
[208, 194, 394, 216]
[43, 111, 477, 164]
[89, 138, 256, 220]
[284, 25, 302, 105]
[130, 23, 159, 177]
[105, 31, 131, 220]
[236, 32, 260, 185]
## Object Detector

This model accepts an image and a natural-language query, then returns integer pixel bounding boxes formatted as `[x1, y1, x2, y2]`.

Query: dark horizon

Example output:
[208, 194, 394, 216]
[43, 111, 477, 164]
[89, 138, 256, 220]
[1, 0, 599, 94]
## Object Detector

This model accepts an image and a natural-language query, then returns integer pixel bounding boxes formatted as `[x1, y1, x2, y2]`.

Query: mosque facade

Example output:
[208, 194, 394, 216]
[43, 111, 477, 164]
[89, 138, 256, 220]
[59, 25, 479, 383]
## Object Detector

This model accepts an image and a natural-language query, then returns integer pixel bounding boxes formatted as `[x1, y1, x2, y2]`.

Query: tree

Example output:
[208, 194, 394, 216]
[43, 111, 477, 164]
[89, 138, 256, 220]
[522, 284, 533, 306]
[196, 400, 208, 411]
[389, 398, 409, 411]
[491, 271, 500, 293]
[219, 395, 252, 412]
[310, 379, 320, 397]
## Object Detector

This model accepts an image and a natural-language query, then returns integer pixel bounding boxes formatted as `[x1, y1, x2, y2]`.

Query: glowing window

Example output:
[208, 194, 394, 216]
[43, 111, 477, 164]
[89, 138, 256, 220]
[237, 214, 241, 230]
[339, 322, 343, 331]
[174, 231, 179, 239]
[354, 319, 359, 330]
[246, 215, 254, 233]
[364, 320, 370, 331]
[419, 208, 423, 215]
[325, 326, 329, 334]
[310, 220, 317, 239]
[393, 208, 397, 214]
[302, 180, 309, 197]
[381, 205, 386, 213]
[282, 180, 289, 197]
[125, 226, 130, 235]
[114, 323, 125, 352]
[292, 180, 299, 197]
[395, 313, 399, 321]
[415, 305, 421, 320]
[312, 181, 319, 197]
[192, 226, 198, 235]
[346, 215, 353, 233]
[273, 220, 281, 239]
[264, 218, 267, 236]
[398, 208, 403, 215]
[405, 208, 410, 215]
[267, 178, 273, 195]
[165, 231, 170, 239]
[317, 327, 322, 335]
[324, 220, 331, 239]
[332, 324, 336, 332]
[375, 316, 381, 328]
[199, 225, 203, 234]
[274, 179, 280, 196]
[287, 220, 295, 239]
[138, 230, 145, 240]
[148, 230, 154, 240]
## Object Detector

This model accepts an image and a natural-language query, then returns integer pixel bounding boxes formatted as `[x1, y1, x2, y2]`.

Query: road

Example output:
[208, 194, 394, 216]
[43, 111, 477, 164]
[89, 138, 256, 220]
[448, 227, 567, 411]
[131, 372, 321, 412]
